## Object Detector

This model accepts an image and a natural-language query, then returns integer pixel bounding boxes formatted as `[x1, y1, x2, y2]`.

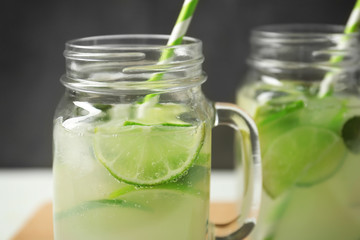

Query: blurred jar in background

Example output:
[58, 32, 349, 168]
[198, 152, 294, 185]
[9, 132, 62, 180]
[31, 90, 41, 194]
[236, 24, 360, 240]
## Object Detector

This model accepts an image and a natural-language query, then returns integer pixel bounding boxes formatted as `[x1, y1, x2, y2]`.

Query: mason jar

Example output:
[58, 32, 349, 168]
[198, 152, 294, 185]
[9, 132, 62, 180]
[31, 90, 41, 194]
[236, 24, 360, 240]
[53, 35, 262, 240]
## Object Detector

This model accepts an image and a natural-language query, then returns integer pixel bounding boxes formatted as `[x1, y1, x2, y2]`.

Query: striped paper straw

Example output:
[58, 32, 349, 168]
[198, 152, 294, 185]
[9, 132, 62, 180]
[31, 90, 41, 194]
[141, 0, 199, 104]
[165, 0, 199, 50]
[148, 0, 199, 82]
[318, 0, 360, 97]
[345, 0, 360, 34]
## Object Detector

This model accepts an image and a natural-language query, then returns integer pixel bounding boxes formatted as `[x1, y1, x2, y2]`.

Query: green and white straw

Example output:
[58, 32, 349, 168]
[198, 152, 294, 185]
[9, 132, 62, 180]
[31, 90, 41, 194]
[140, 0, 199, 104]
[344, 0, 360, 34]
[167, 0, 199, 48]
[318, 0, 360, 97]
[148, 0, 199, 82]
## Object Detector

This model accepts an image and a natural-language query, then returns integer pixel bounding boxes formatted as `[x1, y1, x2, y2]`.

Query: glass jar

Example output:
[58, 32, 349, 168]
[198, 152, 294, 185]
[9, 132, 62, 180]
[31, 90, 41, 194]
[236, 24, 360, 240]
[53, 35, 262, 240]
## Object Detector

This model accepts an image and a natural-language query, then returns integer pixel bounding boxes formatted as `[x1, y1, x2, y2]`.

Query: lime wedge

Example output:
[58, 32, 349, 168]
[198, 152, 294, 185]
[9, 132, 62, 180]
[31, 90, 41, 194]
[255, 99, 305, 126]
[105, 103, 193, 127]
[138, 104, 188, 124]
[254, 102, 302, 155]
[263, 126, 347, 198]
[55, 199, 149, 220]
[108, 163, 209, 199]
[342, 116, 360, 154]
[299, 97, 346, 132]
[93, 123, 205, 186]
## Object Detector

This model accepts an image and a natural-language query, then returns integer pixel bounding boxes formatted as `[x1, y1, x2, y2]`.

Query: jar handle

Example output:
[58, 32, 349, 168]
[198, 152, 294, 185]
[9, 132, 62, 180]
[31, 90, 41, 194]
[212, 102, 262, 240]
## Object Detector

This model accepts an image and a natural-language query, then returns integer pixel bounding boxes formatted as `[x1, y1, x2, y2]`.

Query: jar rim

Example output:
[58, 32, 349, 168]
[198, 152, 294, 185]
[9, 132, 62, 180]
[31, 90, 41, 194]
[65, 34, 202, 52]
[248, 24, 360, 76]
[252, 24, 360, 38]
[62, 34, 205, 95]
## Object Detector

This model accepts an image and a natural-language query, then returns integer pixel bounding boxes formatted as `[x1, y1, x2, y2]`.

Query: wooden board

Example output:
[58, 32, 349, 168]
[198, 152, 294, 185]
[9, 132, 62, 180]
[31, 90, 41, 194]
[12, 202, 53, 240]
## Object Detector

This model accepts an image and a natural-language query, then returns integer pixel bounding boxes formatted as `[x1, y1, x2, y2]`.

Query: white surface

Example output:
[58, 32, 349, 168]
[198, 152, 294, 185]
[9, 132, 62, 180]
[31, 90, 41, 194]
[0, 168, 235, 240]
[0, 169, 53, 240]
[210, 170, 238, 202]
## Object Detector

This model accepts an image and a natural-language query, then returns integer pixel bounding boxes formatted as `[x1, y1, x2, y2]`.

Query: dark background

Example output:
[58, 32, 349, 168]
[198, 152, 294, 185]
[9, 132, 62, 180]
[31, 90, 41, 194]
[0, 0, 355, 168]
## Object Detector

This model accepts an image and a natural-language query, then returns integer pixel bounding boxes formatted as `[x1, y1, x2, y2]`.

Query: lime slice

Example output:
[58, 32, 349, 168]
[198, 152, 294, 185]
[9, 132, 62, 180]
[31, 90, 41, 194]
[93, 123, 205, 186]
[263, 126, 347, 198]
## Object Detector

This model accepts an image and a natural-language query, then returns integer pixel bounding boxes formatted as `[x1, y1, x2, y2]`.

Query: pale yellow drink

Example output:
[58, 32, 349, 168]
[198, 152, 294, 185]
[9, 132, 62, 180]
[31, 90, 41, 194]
[53, 103, 211, 240]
